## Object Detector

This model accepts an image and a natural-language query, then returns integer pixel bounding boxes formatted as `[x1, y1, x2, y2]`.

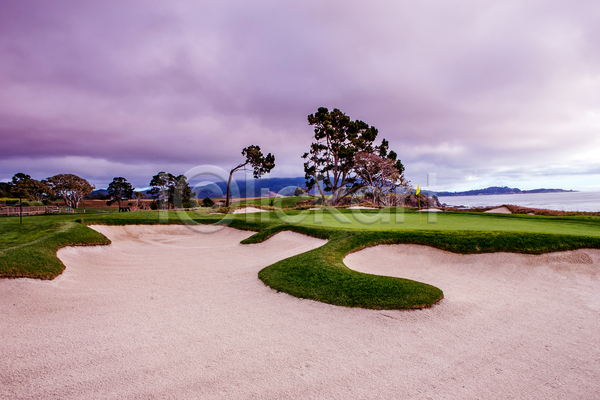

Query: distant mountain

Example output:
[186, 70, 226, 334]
[437, 186, 576, 197]
[88, 177, 312, 200]
[194, 177, 310, 198]
[87, 188, 153, 200]
[87, 189, 109, 199]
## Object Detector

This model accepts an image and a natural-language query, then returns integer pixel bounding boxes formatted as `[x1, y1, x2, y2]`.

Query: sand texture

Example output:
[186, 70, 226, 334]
[232, 207, 267, 214]
[2, 226, 600, 399]
[485, 206, 512, 213]
[345, 244, 600, 399]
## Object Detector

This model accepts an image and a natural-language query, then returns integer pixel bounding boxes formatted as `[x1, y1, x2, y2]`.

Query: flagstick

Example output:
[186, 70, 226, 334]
[416, 185, 422, 225]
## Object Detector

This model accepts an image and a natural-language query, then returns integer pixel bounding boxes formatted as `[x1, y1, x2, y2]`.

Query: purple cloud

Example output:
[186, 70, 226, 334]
[1, 0, 599, 190]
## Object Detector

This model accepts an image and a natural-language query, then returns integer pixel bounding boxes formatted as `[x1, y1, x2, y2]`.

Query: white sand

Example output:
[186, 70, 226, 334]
[232, 206, 267, 214]
[345, 244, 600, 399]
[2, 227, 600, 399]
[348, 205, 379, 209]
[485, 206, 512, 213]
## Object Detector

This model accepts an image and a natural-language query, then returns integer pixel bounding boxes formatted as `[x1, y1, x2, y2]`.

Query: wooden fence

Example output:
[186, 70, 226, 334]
[0, 206, 74, 216]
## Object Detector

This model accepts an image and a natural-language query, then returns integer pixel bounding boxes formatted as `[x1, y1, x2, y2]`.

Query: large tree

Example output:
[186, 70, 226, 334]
[149, 172, 177, 210]
[11, 173, 54, 202]
[107, 177, 134, 209]
[353, 152, 408, 206]
[302, 107, 398, 205]
[173, 174, 194, 208]
[46, 174, 94, 209]
[226, 145, 275, 207]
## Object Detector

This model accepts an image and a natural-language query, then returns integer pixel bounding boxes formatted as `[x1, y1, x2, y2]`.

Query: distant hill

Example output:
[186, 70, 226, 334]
[88, 177, 312, 200]
[194, 177, 309, 198]
[437, 186, 575, 197]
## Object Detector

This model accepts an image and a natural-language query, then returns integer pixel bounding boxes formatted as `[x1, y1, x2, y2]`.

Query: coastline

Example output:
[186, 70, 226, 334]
[438, 191, 600, 212]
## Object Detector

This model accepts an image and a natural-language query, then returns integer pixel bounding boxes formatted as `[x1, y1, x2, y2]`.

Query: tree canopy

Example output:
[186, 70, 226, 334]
[10, 173, 54, 202]
[107, 177, 134, 209]
[303, 107, 404, 204]
[226, 145, 275, 206]
[149, 172, 177, 210]
[173, 174, 194, 208]
[46, 174, 94, 209]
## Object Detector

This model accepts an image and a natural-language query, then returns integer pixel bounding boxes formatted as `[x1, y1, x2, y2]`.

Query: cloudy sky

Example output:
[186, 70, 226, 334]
[1, 0, 599, 191]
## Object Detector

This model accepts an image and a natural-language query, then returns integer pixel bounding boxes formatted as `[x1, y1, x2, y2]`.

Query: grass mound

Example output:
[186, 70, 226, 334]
[0, 221, 110, 279]
[253, 226, 600, 310]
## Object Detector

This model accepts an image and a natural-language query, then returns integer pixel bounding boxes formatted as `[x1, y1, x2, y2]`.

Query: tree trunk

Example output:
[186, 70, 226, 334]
[314, 174, 326, 203]
[226, 169, 234, 207]
[226, 163, 246, 207]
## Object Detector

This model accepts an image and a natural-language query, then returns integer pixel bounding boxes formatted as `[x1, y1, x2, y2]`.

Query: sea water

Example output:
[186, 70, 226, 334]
[437, 191, 600, 212]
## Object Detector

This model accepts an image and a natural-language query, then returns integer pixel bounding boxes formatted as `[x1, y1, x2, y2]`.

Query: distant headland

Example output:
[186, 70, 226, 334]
[437, 186, 576, 197]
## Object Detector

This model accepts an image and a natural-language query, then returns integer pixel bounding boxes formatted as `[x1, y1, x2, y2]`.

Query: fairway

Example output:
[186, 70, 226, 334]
[264, 208, 600, 237]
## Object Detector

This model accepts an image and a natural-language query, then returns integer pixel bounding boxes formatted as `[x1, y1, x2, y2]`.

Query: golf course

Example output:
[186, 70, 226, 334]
[2, 207, 600, 309]
[2, 205, 600, 398]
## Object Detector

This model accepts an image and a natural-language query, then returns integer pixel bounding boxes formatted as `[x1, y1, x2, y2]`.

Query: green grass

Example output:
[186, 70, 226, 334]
[232, 196, 316, 209]
[2, 209, 600, 309]
[0, 216, 110, 279]
[284, 208, 600, 237]
[249, 225, 600, 309]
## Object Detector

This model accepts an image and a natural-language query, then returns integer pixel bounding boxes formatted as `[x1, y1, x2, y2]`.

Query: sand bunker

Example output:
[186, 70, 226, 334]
[348, 205, 379, 209]
[485, 206, 512, 213]
[2, 227, 599, 399]
[232, 206, 267, 214]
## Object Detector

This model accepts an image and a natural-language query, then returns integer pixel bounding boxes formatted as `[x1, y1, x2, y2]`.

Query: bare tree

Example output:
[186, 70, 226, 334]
[353, 152, 409, 206]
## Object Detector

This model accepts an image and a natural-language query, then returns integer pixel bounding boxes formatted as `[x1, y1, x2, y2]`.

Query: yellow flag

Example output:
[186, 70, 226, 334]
[416, 185, 420, 195]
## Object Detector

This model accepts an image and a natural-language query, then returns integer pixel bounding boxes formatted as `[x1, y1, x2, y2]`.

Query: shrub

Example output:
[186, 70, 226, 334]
[149, 200, 159, 210]
[202, 197, 215, 207]
[20, 201, 44, 207]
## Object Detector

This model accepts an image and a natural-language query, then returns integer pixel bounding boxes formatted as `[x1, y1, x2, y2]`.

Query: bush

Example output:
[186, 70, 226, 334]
[202, 197, 215, 207]
[149, 200, 159, 210]
[294, 187, 304, 196]
[20, 201, 44, 207]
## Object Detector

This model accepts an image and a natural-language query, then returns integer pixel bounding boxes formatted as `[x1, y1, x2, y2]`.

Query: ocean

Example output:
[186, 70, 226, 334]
[437, 191, 600, 212]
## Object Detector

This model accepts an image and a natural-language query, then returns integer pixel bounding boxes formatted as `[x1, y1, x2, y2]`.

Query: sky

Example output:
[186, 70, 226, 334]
[1, 0, 599, 192]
